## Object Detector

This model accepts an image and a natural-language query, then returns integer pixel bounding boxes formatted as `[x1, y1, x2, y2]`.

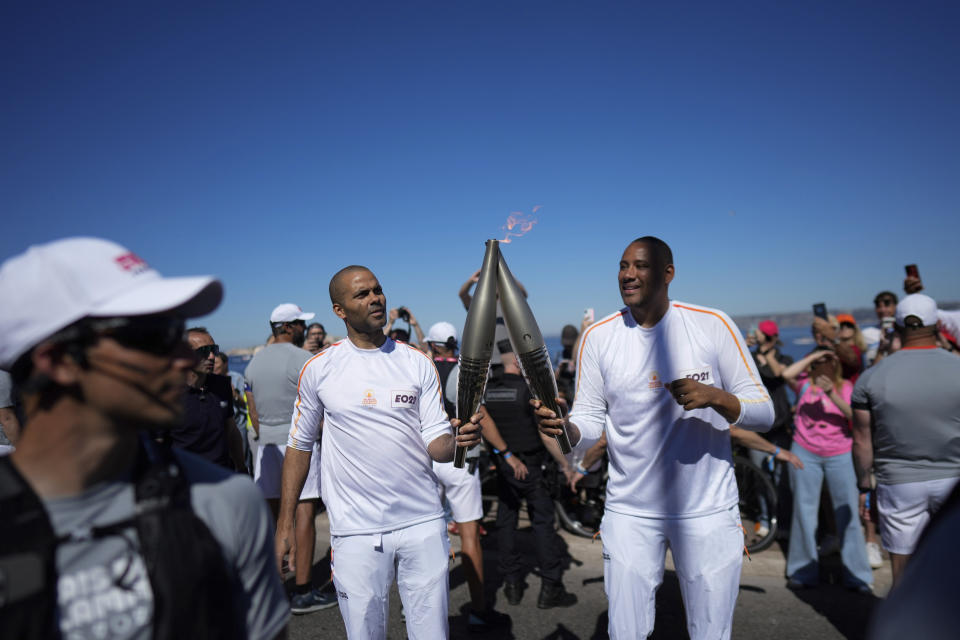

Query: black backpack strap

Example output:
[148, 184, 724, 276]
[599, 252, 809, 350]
[135, 437, 245, 640]
[0, 456, 61, 639]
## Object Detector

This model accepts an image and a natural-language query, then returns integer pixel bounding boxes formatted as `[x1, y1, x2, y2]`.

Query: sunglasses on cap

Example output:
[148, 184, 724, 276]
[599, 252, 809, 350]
[194, 344, 221, 358]
[61, 316, 187, 356]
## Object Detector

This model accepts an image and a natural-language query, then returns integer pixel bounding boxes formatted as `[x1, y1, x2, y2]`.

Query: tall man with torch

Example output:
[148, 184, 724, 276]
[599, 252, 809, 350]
[275, 266, 482, 639]
[535, 236, 773, 640]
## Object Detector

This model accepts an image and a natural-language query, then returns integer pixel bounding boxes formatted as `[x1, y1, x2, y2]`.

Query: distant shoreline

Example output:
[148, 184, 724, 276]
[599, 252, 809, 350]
[226, 300, 959, 356]
[733, 300, 959, 330]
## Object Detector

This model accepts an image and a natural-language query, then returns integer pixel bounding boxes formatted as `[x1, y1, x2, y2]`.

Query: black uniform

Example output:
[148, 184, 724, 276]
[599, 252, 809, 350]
[483, 372, 563, 586]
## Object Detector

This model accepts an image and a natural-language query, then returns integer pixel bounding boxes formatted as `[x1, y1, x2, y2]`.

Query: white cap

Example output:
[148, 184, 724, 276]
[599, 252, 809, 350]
[896, 293, 938, 328]
[270, 303, 315, 323]
[426, 321, 458, 345]
[0, 237, 223, 369]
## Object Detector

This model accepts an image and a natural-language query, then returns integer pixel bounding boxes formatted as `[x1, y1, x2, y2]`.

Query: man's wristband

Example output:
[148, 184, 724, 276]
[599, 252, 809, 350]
[502, 451, 513, 459]
[858, 486, 871, 494]
[574, 462, 589, 476]
[772, 446, 781, 457]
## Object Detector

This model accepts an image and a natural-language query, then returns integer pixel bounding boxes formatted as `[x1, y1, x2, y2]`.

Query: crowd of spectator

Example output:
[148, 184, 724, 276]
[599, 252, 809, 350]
[2, 237, 959, 639]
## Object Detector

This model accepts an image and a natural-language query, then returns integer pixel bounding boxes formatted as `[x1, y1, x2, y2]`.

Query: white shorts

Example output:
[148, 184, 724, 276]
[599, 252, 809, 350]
[254, 441, 321, 501]
[877, 477, 959, 555]
[332, 517, 449, 640]
[432, 460, 483, 523]
[601, 506, 744, 640]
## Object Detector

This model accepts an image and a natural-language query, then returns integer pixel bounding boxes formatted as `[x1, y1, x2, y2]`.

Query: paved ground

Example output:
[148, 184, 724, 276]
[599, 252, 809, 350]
[287, 509, 892, 639]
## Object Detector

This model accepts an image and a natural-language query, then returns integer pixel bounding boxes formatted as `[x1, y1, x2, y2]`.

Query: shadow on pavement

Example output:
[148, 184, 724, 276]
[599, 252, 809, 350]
[786, 553, 879, 640]
[788, 585, 878, 640]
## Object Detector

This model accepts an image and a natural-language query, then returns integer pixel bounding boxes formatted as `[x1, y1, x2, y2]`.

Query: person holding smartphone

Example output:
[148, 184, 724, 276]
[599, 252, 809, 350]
[781, 348, 873, 592]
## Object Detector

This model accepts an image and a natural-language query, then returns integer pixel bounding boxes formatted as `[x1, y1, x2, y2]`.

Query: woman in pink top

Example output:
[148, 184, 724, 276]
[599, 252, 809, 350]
[781, 347, 873, 591]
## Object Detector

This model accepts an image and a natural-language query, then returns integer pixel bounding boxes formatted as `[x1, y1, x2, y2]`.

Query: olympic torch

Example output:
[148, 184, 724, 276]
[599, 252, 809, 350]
[454, 239, 499, 468]
[497, 252, 573, 454]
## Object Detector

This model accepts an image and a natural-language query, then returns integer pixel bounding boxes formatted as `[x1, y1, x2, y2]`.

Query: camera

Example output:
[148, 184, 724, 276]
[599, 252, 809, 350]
[398, 307, 410, 322]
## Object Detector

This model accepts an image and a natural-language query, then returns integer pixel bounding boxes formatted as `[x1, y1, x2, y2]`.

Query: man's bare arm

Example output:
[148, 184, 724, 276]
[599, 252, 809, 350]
[851, 409, 874, 490]
[427, 414, 483, 462]
[666, 379, 742, 424]
[579, 432, 608, 469]
[458, 270, 480, 311]
[275, 448, 311, 573]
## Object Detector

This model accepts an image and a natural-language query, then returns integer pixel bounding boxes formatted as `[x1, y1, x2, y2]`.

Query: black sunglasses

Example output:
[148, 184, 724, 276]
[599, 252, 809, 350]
[194, 344, 221, 359]
[78, 316, 186, 356]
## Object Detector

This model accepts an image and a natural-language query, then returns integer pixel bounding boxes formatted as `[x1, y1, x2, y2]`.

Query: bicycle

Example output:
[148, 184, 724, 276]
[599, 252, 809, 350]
[733, 454, 779, 553]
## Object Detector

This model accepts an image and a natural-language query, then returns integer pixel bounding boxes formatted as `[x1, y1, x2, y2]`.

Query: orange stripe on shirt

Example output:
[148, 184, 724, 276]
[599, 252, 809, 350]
[671, 303, 767, 396]
[403, 343, 444, 397]
[575, 311, 627, 397]
[291, 344, 338, 437]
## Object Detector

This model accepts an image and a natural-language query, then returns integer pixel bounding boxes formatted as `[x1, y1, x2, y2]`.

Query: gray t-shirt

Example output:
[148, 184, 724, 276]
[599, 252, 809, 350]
[45, 449, 288, 639]
[852, 348, 960, 485]
[244, 343, 313, 445]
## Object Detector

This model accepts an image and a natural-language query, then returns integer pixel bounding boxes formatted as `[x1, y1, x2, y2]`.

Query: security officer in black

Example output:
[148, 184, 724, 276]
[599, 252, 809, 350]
[484, 350, 575, 609]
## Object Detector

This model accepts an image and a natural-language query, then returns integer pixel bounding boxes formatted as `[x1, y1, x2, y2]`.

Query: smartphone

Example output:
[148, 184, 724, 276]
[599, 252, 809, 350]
[813, 303, 828, 320]
[881, 316, 895, 335]
[584, 308, 595, 324]
[905, 264, 919, 279]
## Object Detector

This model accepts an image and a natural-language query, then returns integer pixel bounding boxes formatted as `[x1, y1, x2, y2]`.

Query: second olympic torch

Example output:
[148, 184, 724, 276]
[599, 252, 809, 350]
[454, 239, 500, 468]
[497, 252, 573, 454]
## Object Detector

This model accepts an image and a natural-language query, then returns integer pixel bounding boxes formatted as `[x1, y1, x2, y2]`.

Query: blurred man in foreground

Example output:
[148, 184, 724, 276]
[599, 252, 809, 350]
[0, 237, 287, 638]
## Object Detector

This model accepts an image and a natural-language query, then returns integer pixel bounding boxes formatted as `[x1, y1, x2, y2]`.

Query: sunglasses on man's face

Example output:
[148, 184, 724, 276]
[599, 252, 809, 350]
[85, 316, 186, 356]
[195, 344, 220, 359]
[875, 299, 896, 307]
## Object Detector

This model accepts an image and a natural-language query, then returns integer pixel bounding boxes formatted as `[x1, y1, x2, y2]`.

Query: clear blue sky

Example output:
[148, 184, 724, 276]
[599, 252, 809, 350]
[3, 2, 958, 349]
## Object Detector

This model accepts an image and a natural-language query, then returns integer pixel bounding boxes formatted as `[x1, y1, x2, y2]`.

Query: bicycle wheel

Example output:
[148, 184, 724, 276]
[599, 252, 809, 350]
[734, 455, 778, 553]
[546, 458, 607, 539]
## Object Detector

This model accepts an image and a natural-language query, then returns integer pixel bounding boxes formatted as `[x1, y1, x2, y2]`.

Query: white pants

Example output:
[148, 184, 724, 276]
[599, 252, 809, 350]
[432, 460, 483, 522]
[877, 477, 959, 554]
[601, 506, 744, 640]
[254, 441, 321, 500]
[332, 518, 449, 640]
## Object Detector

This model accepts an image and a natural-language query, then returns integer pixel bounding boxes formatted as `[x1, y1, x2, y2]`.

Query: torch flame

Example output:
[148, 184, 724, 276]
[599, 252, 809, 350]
[499, 206, 540, 244]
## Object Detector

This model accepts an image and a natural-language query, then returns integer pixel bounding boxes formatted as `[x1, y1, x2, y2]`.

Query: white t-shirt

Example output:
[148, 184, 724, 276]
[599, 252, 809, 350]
[288, 337, 452, 535]
[569, 302, 773, 518]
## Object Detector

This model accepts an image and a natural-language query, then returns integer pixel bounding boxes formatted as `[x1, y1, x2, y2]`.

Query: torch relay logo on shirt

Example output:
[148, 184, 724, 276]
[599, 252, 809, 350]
[391, 390, 418, 408]
[680, 366, 714, 385]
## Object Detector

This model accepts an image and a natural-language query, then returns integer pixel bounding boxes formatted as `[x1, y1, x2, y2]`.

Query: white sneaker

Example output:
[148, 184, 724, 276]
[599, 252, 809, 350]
[866, 542, 884, 569]
[754, 521, 770, 538]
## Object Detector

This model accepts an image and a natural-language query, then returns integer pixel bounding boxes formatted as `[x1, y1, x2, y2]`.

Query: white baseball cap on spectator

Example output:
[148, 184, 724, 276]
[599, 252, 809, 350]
[0, 237, 223, 369]
[269, 304, 315, 323]
[895, 293, 939, 328]
[426, 321, 458, 345]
